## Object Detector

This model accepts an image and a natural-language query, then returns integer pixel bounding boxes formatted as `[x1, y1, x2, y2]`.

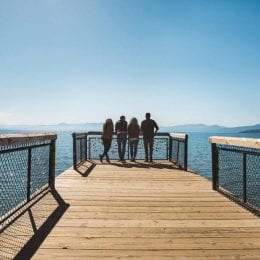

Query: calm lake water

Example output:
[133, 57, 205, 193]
[1, 130, 259, 217]
[1, 130, 259, 180]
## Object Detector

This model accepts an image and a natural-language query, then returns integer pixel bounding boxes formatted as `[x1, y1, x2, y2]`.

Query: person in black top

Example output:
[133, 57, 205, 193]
[128, 117, 140, 162]
[141, 113, 159, 163]
[115, 115, 128, 162]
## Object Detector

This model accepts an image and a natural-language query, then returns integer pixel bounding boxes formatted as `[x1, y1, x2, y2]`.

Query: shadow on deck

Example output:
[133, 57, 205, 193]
[2, 161, 260, 259]
[75, 159, 188, 175]
[0, 189, 69, 259]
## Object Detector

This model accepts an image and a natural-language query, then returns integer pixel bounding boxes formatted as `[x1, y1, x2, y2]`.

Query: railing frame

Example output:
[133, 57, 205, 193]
[72, 131, 188, 170]
[209, 136, 260, 216]
[0, 133, 57, 228]
[169, 133, 188, 171]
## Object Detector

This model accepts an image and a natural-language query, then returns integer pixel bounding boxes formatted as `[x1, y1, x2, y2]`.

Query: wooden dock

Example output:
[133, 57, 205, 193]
[2, 161, 260, 259]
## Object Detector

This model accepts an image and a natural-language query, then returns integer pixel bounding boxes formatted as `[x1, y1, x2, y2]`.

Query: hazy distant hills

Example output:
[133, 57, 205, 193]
[0, 123, 260, 133]
[0, 123, 102, 132]
[162, 123, 260, 133]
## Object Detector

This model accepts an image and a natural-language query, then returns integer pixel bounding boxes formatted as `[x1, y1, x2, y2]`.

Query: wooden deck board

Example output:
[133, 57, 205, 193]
[1, 161, 260, 259]
[32, 162, 260, 259]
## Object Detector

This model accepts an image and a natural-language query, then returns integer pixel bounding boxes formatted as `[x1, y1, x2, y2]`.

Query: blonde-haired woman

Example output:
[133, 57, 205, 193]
[128, 117, 140, 162]
[100, 118, 114, 163]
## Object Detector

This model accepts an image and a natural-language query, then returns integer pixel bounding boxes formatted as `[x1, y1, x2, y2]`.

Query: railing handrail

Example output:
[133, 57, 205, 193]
[72, 131, 188, 171]
[170, 133, 188, 139]
[73, 132, 185, 137]
[209, 136, 260, 149]
[0, 133, 57, 147]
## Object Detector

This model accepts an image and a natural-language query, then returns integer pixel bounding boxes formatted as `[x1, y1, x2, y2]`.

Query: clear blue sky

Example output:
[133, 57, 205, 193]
[0, 0, 259, 126]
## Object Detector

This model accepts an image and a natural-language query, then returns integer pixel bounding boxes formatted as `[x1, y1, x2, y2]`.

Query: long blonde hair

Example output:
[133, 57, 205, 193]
[129, 117, 138, 126]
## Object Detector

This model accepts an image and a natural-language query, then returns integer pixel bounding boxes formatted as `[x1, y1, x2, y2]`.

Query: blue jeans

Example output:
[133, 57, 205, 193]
[117, 133, 127, 160]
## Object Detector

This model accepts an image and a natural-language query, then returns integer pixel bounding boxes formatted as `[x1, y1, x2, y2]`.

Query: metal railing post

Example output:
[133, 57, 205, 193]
[49, 139, 56, 189]
[169, 136, 173, 162]
[211, 143, 219, 190]
[85, 134, 88, 160]
[72, 133, 77, 170]
[243, 153, 247, 203]
[27, 148, 32, 202]
[176, 141, 180, 164]
[80, 138, 83, 161]
[184, 135, 188, 171]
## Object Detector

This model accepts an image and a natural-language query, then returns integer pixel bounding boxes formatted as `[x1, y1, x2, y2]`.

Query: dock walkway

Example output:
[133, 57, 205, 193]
[31, 161, 260, 259]
[3, 161, 260, 259]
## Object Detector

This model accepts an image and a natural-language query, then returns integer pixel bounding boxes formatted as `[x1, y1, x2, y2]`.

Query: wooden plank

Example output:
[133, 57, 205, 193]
[60, 205, 248, 213]
[209, 136, 260, 149]
[46, 226, 260, 238]
[2, 162, 259, 259]
[0, 133, 57, 146]
[57, 211, 255, 220]
[32, 248, 260, 259]
[170, 133, 187, 139]
[54, 218, 260, 228]
[38, 236, 260, 250]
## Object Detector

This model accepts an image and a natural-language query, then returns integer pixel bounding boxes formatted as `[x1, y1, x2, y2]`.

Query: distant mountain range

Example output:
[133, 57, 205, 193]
[161, 123, 260, 133]
[0, 123, 260, 134]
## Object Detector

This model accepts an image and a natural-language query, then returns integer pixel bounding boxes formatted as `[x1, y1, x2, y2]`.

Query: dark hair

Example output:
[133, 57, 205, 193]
[120, 115, 125, 120]
[145, 113, 151, 119]
[104, 118, 113, 130]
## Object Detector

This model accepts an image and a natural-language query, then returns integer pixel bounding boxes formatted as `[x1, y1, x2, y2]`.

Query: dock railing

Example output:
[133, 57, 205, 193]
[169, 133, 188, 171]
[209, 136, 260, 215]
[72, 132, 188, 170]
[0, 133, 57, 230]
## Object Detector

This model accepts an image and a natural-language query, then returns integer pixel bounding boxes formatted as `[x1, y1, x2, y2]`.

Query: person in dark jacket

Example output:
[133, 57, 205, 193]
[115, 115, 128, 162]
[141, 113, 159, 163]
[128, 117, 140, 162]
[99, 118, 114, 163]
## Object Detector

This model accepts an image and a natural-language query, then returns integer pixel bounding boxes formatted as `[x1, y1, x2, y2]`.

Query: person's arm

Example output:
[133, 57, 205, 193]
[115, 121, 118, 133]
[140, 121, 144, 133]
[154, 121, 159, 135]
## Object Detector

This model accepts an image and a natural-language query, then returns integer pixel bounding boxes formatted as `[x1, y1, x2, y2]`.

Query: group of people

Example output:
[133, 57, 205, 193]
[99, 113, 159, 163]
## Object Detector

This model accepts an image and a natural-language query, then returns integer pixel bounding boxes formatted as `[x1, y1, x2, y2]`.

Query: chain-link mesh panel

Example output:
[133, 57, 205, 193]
[170, 138, 187, 169]
[218, 146, 244, 198]
[31, 146, 50, 195]
[75, 138, 81, 164]
[0, 142, 52, 226]
[0, 150, 28, 219]
[74, 136, 87, 167]
[247, 153, 260, 209]
[88, 137, 169, 160]
[216, 144, 260, 214]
